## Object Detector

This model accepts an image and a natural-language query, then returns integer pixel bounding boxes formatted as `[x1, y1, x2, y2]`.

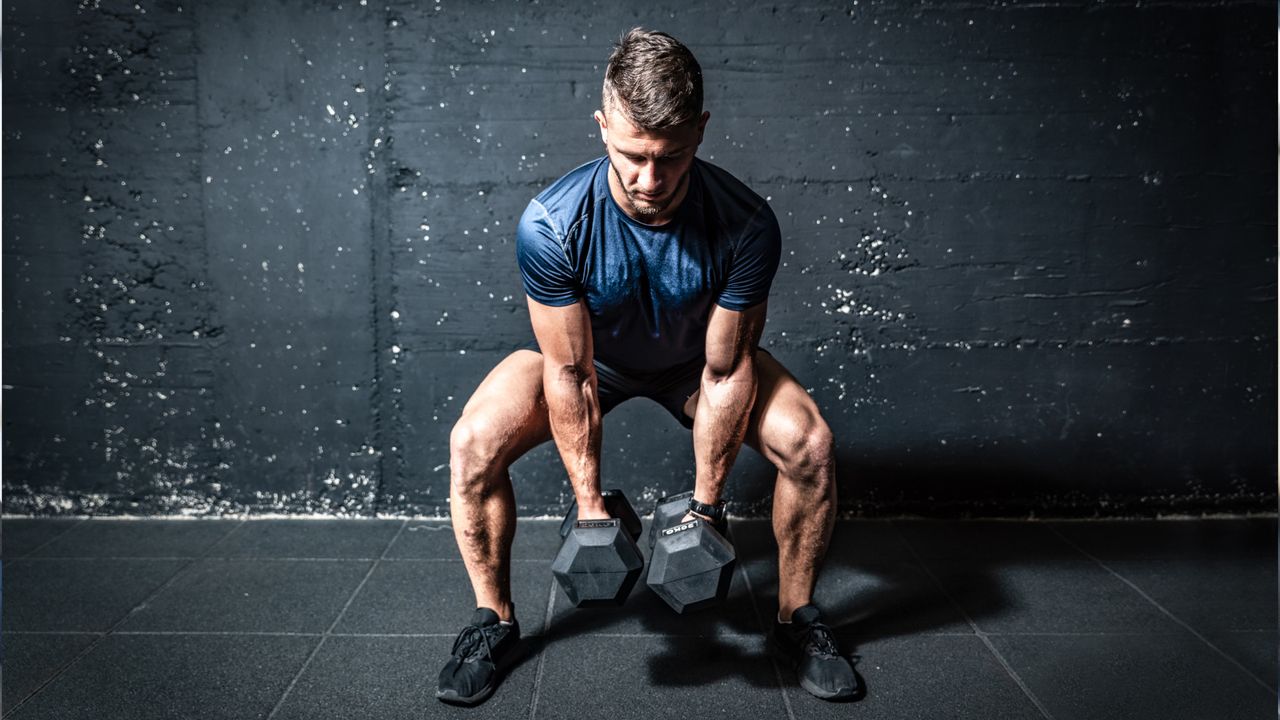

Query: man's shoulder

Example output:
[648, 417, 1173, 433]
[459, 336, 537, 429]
[530, 157, 607, 224]
[693, 158, 776, 230]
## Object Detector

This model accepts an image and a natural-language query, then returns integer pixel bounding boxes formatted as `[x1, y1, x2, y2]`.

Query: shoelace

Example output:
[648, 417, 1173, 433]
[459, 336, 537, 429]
[450, 624, 497, 663]
[802, 622, 840, 659]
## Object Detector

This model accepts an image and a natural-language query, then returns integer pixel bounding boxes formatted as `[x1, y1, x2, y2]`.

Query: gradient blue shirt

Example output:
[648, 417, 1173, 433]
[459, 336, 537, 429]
[516, 156, 781, 373]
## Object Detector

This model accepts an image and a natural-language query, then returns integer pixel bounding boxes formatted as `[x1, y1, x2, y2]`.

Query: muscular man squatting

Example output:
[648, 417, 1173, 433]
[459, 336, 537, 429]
[436, 28, 859, 706]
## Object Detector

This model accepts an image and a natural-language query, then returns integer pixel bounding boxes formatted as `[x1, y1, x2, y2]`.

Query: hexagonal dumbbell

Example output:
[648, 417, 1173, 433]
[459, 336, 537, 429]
[646, 491, 736, 614]
[552, 489, 644, 607]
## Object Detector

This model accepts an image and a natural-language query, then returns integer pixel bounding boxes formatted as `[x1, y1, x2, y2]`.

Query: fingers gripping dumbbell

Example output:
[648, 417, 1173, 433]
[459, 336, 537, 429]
[551, 489, 644, 607]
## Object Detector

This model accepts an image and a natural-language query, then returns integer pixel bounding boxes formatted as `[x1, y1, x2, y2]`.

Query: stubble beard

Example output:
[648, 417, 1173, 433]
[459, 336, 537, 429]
[612, 163, 686, 220]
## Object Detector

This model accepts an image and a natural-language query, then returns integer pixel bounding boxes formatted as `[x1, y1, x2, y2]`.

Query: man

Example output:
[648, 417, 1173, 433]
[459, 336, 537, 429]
[436, 28, 858, 706]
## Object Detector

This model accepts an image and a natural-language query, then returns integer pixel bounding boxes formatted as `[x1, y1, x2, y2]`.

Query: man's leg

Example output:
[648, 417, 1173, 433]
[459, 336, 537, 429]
[684, 349, 854, 700]
[684, 349, 836, 619]
[748, 352, 837, 622]
[449, 349, 552, 621]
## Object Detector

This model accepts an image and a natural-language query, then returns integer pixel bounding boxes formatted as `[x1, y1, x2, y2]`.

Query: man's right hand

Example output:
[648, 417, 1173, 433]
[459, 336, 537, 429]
[575, 495, 611, 521]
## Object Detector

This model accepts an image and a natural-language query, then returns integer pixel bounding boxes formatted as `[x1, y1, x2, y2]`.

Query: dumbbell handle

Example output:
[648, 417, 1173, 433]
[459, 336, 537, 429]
[575, 519, 620, 530]
[661, 519, 700, 537]
[559, 491, 643, 542]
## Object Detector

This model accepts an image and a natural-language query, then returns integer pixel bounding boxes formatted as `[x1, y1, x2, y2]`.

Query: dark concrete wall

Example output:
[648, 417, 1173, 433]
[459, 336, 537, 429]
[3, 0, 1275, 517]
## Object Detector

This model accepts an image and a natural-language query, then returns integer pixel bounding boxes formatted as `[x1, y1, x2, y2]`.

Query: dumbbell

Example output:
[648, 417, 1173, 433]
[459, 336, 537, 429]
[551, 489, 644, 607]
[646, 490, 736, 614]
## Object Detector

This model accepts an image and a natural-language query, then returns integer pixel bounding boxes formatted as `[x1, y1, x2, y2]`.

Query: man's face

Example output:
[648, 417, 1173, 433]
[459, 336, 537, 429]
[594, 106, 709, 222]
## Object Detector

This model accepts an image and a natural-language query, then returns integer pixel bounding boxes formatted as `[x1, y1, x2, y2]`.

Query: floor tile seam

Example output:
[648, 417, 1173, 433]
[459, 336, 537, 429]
[969, 630, 1206, 637]
[973, 633, 1063, 720]
[128, 627, 514, 632]
[10, 517, 88, 560]
[531, 632, 768, 639]
[1095, 551, 1280, 565]
[9, 555, 549, 562]
[114, 630, 327, 637]
[1, 631, 108, 636]
[263, 521, 408, 720]
[324, 519, 411, 635]
[736, 557, 797, 720]
[1046, 525, 1280, 696]
[0, 550, 208, 719]
[0, 628, 107, 720]
[893, 523, 1058, 720]
[0, 630, 545, 638]
[264, 634, 331, 720]
[196, 518, 250, 556]
[528, 578, 559, 720]
[11, 556, 383, 562]
[839, 630, 1191, 639]
[0, 629, 787, 639]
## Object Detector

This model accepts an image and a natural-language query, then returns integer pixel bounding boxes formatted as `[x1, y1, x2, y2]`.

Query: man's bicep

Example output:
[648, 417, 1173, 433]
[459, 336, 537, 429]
[528, 296, 593, 371]
[704, 301, 767, 377]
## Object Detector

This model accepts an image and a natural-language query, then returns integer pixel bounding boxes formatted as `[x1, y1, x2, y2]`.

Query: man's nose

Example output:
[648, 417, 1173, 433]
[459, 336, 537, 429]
[637, 162, 660, 192]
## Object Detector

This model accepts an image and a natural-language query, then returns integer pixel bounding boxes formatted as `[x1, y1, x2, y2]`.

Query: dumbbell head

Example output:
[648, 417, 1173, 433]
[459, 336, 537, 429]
[559, 489, 643, 542]
[648, 491, 694, 548]
[552, 518, 645, 607]
[646, 517, 736, 614]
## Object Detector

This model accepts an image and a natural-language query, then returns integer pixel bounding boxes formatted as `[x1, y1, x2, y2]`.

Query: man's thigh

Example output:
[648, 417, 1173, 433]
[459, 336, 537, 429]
[455, 349, 554, 467]
[682, 349, 828, 469]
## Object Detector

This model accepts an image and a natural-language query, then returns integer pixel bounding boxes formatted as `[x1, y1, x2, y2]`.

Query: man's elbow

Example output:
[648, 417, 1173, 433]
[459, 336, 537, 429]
[702, 354, 756, 386]
[549, 361, 594, 389]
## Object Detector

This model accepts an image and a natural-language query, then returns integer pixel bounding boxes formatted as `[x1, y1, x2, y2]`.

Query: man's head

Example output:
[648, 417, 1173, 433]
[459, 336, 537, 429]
[601, 28, 703, 131]
[594, 28, 710, 222]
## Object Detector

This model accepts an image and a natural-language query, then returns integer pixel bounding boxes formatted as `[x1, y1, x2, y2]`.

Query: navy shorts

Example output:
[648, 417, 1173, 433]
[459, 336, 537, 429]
[519, 339, 772, 431]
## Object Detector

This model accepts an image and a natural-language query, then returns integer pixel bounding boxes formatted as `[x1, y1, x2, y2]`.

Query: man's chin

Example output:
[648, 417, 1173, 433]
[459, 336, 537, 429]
[628, 195, 667, 217]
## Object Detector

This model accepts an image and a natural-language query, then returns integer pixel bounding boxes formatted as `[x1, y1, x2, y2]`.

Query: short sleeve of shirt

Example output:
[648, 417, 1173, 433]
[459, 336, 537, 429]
[716, 203, 782, 311]
[516, 199, 580, 307]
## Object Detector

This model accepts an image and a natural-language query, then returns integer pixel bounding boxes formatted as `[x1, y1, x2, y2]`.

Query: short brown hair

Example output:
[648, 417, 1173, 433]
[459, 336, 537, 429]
[602, 28, 703, 131]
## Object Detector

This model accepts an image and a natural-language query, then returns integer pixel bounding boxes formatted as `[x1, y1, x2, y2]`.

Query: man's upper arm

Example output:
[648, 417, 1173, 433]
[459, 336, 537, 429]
[528, 296, 593, 372]
[706, 199, 778, 376]
[704, 301, 767, 378]
[516, 198, 592, 370]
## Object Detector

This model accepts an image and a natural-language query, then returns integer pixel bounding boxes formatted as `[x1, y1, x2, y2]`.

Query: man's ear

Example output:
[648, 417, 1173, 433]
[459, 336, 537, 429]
[593, 110, 608, 145]
[695, 110, 710, 145]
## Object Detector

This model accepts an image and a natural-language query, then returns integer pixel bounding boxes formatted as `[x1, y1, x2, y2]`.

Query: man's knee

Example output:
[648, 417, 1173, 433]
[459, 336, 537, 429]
[774, 416, 836, 487]
[449, 417, 508, 495]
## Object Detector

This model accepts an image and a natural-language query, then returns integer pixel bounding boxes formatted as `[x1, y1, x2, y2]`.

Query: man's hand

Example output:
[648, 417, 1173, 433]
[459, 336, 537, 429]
[577, 495, 611, 520]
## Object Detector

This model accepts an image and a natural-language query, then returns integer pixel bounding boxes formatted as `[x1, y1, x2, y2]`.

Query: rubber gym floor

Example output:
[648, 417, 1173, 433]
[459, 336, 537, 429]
[1, 516, 1275, 719]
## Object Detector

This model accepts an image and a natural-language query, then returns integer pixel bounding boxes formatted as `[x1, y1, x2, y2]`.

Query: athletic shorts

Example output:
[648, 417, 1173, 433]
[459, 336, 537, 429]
[518, 339, 772, 431]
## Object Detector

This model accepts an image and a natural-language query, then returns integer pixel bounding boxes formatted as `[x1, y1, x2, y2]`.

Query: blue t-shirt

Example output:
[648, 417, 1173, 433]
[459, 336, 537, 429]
[516, 156, 781, 373]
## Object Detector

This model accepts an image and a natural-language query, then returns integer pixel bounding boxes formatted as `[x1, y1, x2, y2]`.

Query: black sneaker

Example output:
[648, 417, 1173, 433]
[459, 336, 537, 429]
[436, 607, 521, 706]
[770, 604, 858, 700]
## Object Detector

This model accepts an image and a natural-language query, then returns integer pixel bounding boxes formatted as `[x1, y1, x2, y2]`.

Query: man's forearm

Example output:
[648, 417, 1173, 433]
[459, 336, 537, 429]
[543, 363, 605, 512]
[691, 360, 757, 506]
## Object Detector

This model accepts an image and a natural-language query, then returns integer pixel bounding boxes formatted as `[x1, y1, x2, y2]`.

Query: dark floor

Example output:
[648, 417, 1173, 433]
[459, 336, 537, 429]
[0, 516, 1275, 719]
